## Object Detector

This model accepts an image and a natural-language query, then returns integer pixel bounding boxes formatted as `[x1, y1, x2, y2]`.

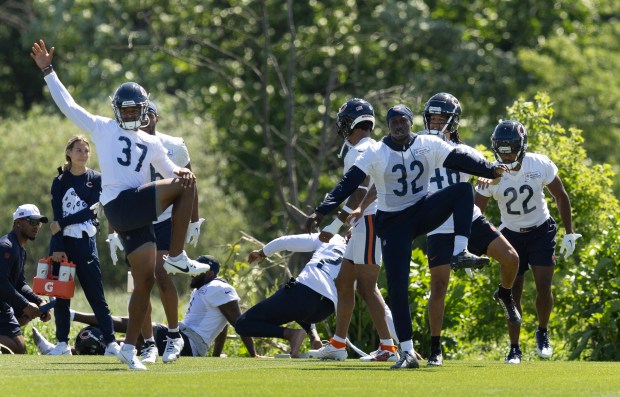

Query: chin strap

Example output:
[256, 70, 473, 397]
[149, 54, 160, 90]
[503, 160, 521, 171]
[337, 140, 351, 158]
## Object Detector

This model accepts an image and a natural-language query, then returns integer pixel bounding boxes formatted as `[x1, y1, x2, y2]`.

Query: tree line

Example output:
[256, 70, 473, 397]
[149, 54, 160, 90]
[0, 0, 618, 359]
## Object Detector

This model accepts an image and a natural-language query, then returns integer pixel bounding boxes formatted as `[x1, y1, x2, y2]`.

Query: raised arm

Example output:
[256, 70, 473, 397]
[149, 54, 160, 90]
[443, 147, 506, 179]
[31, 39, 107, 135]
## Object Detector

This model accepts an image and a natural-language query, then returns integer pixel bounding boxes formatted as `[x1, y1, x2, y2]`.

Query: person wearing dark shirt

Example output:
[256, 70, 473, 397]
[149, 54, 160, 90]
[0, 204, 52, 354]
[47, 135, 120, 356]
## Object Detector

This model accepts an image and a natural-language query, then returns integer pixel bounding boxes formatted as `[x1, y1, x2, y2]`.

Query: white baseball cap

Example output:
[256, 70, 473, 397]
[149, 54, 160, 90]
[12, 204, 48, 223]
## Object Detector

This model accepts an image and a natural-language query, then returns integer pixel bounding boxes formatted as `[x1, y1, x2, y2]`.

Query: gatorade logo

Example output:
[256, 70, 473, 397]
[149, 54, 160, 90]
[45, 282, 54, 293]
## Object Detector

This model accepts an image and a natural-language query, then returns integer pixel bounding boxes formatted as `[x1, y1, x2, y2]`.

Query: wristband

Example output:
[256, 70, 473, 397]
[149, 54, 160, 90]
[341, 206, 354, 214]
[322, 218, 343, 235]
[41, 65, 53, 73]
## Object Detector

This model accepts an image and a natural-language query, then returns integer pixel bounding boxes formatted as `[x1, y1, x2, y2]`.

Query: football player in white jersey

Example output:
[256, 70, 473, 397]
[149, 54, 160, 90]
[476, 120, 580, 364]
[310, 98, 398, 363]
[31, 40, 210, 370]
[236, 233, 346, 358]
[420, 93, 520, 366]
[120, 101, 204, 364]
[307, 103, 508, 369]
[34, 256, 256, 358]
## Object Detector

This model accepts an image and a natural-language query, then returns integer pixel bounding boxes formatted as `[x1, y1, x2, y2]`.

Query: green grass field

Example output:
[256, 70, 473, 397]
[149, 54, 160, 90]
[1, 355, 619, 397]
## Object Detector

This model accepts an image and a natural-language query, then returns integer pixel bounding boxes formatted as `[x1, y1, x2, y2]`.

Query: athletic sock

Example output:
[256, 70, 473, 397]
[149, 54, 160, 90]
[122, 343, 135, 351]
[329, 336, 346, 349]
[453, 236, 468, 255]
[430, 336, 441, 352]
[497, 285, 512, 299]
[400, 339, 413, 353]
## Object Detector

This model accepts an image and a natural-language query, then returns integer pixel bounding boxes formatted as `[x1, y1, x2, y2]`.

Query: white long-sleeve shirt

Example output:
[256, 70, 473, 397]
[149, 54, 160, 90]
[44, 72, 180, 205]
[262, 233, 346, 307]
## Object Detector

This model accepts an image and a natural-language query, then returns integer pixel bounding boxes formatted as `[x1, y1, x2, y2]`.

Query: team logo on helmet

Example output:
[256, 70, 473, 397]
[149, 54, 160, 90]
[422, 92, 462, 142]
[74, 326, 105, 355]
[336, 98, 375, 138]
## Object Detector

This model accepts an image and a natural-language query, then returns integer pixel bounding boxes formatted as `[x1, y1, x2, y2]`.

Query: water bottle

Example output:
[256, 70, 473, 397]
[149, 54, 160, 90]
[36, 259, 49, 279]
[58, 262, 73, 282]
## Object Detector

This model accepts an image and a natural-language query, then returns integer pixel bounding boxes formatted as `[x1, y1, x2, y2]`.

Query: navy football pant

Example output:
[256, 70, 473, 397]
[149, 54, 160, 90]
[376, 182, 474, 344]
[235, 281, 334, 338]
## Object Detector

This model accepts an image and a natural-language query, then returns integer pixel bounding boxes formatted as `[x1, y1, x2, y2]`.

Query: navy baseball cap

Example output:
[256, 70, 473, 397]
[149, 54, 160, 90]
[147, 101, 158, 115]
[386, 104, 413, 126]
[196, 255, 220, 275]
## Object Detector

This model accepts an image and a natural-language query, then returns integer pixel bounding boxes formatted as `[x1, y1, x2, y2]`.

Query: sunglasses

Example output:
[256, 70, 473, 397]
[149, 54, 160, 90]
[21, 218, 42, 226]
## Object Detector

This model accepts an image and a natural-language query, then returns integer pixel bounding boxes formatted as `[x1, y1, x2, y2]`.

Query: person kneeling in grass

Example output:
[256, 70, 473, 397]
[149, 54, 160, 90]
[34, 256, 256, 358]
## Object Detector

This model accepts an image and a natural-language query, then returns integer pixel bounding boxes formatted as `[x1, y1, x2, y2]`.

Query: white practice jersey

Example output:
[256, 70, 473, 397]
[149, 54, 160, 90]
[44, 72, 180, 205]
[354, 135, 455, 212]
[151, 131, 190, 223]
[427, 142, 484, 235]
[262, 233, 346, 307]
[343, 137, 377, 216]
[476, 153, 558, 232]
[179, 278, 239, 356]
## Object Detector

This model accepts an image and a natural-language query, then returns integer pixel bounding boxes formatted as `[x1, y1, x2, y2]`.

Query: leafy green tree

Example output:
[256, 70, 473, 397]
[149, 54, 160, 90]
[518, 17, 620, 193]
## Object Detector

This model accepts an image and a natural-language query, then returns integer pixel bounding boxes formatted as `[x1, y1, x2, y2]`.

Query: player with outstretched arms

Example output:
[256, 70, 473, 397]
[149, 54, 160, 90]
[475, 120, 580, 364]
[308, 98, 398, 363]
[307, 103, 508, 369]
[31, 39, 209, 370]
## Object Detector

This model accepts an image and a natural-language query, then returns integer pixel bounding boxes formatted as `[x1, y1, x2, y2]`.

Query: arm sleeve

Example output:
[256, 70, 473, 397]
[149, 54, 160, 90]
[315, 166, 367, 215]
[262, 234, 321, 257]
[542, 156, 559, 185]
[44, 72, 108, 137]
[179, 140, 191, 167]
[18, 279, 42, 305]
[58, 208, 95, 229]
[152, 140, 181, 178]
[50, 177, 65, 252]
[0, 246, 30, 310]
[443, 147, 496, 179]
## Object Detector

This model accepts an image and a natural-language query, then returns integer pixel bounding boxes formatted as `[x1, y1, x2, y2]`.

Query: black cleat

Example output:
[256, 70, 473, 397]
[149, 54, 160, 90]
[427, 348, 443, 366]
[505, 346, 522, 364]
[535, 329, 553, 358]
[494, 288, 522, 325]
[390, 350, 420, 369]
[450, 250, 489, 271]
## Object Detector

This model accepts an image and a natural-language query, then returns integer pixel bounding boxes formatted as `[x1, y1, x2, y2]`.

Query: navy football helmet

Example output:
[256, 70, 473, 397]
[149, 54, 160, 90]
[491, 120, 528, 168]
[335, 98, 375, 138]
[111, 82, 149, 130]
[74, 326, 105, 355]
[422, 93, 462, 142]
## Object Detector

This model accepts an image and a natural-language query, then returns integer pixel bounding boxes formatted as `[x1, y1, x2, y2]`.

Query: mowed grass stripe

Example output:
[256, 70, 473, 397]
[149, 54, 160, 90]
[1, 356, 620, 396]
